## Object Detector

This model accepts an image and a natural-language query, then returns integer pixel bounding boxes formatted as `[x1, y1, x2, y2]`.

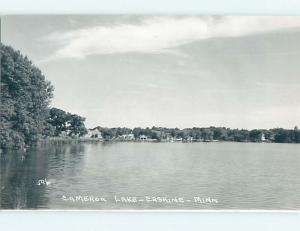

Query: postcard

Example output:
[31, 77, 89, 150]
[1, 15, 299, 210]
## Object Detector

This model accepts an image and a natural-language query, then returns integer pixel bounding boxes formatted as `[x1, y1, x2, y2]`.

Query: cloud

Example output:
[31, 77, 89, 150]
[45, 16, 300, 60]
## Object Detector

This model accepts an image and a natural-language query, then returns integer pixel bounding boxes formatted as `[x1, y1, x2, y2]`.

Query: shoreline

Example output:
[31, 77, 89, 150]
[40, 137, 297, 144]
[1, 137, 298, 151]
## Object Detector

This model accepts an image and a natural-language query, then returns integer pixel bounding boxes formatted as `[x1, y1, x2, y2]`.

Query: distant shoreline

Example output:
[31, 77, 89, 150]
[1, 126, 300, 151]
[40, 137, 298, 144]
[73, 126, 300, 144]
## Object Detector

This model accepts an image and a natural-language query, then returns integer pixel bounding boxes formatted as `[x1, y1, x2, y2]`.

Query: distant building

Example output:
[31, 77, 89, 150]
[127, 133, 135, 140]
[261, 133, 266, 142]
[166, 136, 174, 142]
[139, 135, 147, 141]
[85, 129, 102, 139]
[121, 133, 135, 141]
[186, 136, 194, 142]
[175, 137, 183, 142]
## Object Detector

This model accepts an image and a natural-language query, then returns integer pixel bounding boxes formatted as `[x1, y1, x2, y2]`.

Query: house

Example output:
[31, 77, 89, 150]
[85, 129, 103, 139]
[261, 133, 266, 142]
[175, 137, 183, 142]
[120, 133, 135, 141]
[186, 136, 194, 142]
[166, 136, 174, 142]
[162, 136, 182, 142]
[139, 135, 148, 141]
[127, 133, 135, 140]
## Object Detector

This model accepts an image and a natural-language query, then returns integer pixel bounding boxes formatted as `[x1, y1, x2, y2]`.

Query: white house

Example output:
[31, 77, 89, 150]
[261, 133, 266, 142]
[139, 135, 147, 141]
[120, 133, 135, 141]
[175, 137, 183, 142]
[186, 136, 194, 142]
[85, 129, 103, 139]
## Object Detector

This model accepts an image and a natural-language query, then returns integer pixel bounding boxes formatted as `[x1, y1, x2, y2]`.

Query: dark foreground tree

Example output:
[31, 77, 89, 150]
[1, 44, 54, 148]
[1, 44, 87, 149]
[48, 107, 87, 137]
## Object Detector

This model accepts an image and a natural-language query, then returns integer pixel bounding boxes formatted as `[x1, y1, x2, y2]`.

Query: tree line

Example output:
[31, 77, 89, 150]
[95, 126, 300, 143]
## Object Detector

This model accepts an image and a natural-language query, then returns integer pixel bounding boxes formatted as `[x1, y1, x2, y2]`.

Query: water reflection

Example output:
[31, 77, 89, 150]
[0, 143, 86, 209]
[1, 148, 47, 208]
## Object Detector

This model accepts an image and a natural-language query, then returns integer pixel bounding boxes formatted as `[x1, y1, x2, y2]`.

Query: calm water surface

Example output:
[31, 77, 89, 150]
[1, 142, 300, 209]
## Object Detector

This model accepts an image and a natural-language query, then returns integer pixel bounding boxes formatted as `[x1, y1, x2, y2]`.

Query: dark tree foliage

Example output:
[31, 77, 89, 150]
[1, 44, 54, 148]
[131, 127, 161, 140]
[249, 129, 262, 142]
[48, 108, 68, 136]
[48, 107, 87, 137]
[273, 128, 293, 143]
[1, 44, 88, 149]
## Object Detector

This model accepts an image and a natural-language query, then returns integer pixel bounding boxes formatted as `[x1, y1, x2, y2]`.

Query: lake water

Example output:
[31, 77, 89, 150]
[1, 142, 300, 210]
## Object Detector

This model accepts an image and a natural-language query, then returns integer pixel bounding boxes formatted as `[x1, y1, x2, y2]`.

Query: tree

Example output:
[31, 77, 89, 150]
[294, 130, 300, 143]
[274, 129, 292, 143]
[1, 44, 88, 149]
[1, 44, 54, 148]
[249, 129, 262, 142]
[133, 127, 143, 138]
[101, 128, 115, 140]
[48, 108, 69, 136]
[202, 128, 213, 141]
[213, 127, 228, 140]
[48, 107, 87, 137]
[68, 114, 87, 137]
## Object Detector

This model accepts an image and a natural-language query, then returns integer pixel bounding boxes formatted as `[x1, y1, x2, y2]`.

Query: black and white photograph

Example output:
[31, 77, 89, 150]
[0, 15, 300, 210]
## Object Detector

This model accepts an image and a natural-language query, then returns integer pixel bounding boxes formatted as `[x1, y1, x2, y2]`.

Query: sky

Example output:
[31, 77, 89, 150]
[1, 15, 300, 129]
